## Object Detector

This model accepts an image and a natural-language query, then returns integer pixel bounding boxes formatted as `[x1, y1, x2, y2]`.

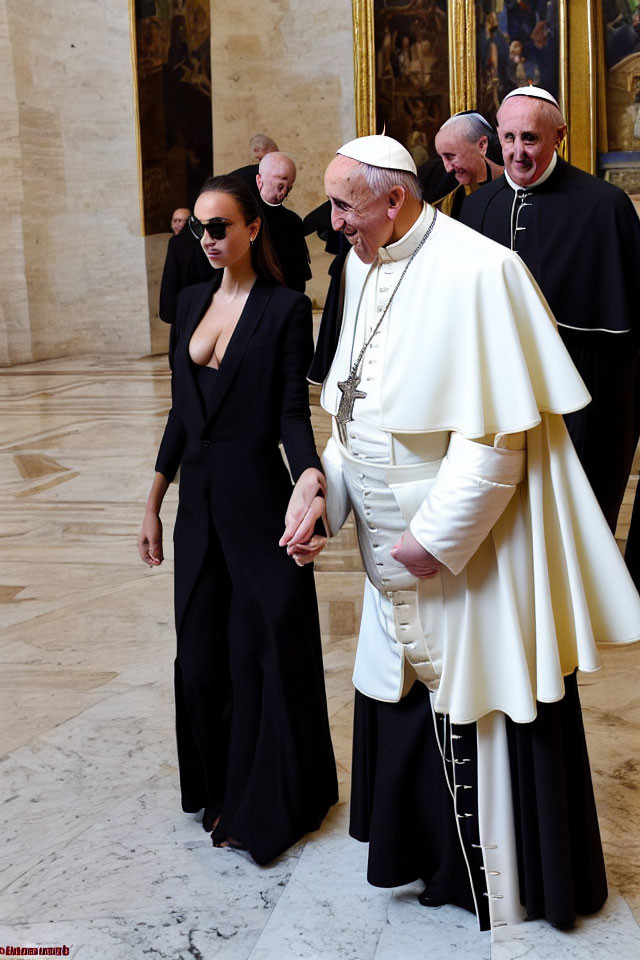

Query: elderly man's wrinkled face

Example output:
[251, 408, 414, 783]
[435, 129, 488, 186]
[171, 208, 190, 234]
[325, 156, 395, 264]
[497, 98, 565, 187]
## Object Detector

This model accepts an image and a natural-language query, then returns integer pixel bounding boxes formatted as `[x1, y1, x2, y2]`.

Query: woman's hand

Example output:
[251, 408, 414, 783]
[287, 534, 327, 567]
[138, 511, 164, 566]
[139, 472, 170, 567]
[390, 528, 441, 579]
[280, 468, 327, 563]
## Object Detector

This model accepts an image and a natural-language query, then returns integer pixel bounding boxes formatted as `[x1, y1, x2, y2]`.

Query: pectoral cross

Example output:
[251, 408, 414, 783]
[336, 372, 367, 445]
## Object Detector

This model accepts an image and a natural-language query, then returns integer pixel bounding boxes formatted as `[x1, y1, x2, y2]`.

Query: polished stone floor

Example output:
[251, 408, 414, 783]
[0, 354, 639, 959]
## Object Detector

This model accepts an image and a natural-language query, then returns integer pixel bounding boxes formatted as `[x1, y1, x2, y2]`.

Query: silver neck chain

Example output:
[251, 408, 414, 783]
[347, 209, 438, 379]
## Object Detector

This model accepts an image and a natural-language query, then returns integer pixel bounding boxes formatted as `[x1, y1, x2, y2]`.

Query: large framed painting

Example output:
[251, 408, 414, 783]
[352, 1, 602, 170]
[601, 0, 640, 152]
[598, 0, 640, 192]
[475, 1, 567, 129]
[130, 0, 213, 235]
[353, 0, 454, 164]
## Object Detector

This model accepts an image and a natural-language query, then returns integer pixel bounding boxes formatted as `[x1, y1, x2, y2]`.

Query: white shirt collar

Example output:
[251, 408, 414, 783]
[504, 151, 558, 192]
[378, 204, 435, 263]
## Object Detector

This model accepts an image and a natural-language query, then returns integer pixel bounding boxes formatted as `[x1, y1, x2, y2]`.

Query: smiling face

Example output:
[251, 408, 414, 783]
[435, 128, 488, 186]
[497, 97, 566, 187]
[324, 155, 398, 264]
[193, 191, 259, 269]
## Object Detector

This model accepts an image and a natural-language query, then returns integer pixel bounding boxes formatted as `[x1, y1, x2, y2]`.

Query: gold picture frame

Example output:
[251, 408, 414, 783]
[352, 0, 597, 174]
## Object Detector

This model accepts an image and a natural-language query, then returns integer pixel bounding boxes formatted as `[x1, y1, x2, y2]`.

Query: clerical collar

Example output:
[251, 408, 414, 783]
[262, 198, 283, 208]
[504, 152, 557, 193]
[378, 203, 435, 263]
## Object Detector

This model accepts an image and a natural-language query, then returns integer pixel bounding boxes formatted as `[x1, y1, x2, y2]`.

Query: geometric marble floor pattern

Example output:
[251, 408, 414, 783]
[1, 354, 639, 959]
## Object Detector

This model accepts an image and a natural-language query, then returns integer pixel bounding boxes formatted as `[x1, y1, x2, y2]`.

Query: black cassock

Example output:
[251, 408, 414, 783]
[155, 276, 338, 864]
[260, 202, 312, 294]
[159, 228, 213, 367]
[228, 164, 261, 200]
[461, 157, 640, 533]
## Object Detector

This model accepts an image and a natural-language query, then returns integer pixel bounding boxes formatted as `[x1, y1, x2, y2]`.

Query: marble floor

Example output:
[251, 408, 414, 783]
[0, 354, 639, 960]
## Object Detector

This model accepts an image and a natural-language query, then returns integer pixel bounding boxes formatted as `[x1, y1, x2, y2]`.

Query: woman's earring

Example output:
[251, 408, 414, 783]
[250, 235, 255, 245]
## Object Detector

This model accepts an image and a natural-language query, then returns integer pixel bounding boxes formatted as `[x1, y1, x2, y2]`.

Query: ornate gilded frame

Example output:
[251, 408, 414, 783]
[352, 0, 597, 173]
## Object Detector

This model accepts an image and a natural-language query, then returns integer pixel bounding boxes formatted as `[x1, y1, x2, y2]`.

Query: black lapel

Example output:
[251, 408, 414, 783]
[175, 275, 222, 427]
[200, 279, 273, 432]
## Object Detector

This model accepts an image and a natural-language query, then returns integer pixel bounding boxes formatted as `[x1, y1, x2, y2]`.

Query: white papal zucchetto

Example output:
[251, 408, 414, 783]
[337, 135, 417, 175]
[501, 85, 561, 109]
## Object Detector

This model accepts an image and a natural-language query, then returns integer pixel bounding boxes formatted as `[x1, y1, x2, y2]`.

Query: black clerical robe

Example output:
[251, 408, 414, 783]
[432, 160, 495, 220]
[228, 164, 261, 199]
[461, 156, 640, 531]
[159, 227, 213, 367]
[302, 200, 342, 255]
[260, 202, 311, 294]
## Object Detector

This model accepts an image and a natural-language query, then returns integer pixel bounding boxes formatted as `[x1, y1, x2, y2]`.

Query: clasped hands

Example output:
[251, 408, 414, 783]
[280, 468, 327, 566]
[281, 469, 441, 578]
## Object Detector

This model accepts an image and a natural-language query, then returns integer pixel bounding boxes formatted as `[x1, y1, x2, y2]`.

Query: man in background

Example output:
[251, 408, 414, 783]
[230, 133, 279, 197]
[462, 85, 640, 534]
[159, 208, 211, 366]
[257, 152, 311, 293]
[170, 207, 191, 235]
[433, 111, 503, 218]
[250, 133, 278, 161]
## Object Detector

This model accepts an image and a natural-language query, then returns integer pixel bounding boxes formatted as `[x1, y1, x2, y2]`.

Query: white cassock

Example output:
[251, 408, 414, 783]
[320, 203, 640, 933]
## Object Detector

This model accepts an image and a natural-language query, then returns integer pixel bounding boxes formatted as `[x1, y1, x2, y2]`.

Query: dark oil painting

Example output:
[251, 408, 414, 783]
[135, 0, 213, 234]
[372, 1, 451, 166]
[476, 1, 560, 129]
[602, 0, 640, 151]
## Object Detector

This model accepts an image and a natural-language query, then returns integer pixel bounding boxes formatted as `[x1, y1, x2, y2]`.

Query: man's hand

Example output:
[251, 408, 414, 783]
[286, 534, 327, 567]
[390, 528, 441, 579]
[280, 468, 327, 564]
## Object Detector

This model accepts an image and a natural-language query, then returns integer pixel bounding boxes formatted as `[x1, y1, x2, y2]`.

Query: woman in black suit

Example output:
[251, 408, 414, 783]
[138, 176, 337, 864]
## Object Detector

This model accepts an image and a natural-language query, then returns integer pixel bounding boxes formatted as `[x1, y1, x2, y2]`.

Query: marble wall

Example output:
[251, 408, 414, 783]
[0, 1, 355, 365]
[0, 0, 151, 365]
[210, 0, 356, 306]
[1, 0, 32, 366]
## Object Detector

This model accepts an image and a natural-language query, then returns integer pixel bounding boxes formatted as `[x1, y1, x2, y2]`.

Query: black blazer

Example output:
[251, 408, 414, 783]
[156, 273, 321, 481]
[155, 275, 322, 630]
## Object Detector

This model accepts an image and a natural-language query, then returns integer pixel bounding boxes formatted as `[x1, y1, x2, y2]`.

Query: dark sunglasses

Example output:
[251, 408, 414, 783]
[188, 215, 229, 241]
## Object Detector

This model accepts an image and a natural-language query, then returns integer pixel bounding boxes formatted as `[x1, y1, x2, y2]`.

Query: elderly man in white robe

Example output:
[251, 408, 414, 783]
[280, 134, 640, 938]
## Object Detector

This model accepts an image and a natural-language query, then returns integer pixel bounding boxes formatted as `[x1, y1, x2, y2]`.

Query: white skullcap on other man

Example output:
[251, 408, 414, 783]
[337, 134, 417, 175]
[501, 85, 561, 110]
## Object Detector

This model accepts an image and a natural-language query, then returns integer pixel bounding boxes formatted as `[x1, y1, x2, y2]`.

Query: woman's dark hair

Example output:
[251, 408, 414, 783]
[196, 175, 284, 285]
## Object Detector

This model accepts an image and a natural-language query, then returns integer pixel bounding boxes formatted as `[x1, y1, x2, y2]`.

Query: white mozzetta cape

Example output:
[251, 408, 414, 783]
[321, 206, 640, 723]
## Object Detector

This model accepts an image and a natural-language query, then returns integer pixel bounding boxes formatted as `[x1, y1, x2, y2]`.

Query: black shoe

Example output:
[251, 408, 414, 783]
[418, 889, 447, 908]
